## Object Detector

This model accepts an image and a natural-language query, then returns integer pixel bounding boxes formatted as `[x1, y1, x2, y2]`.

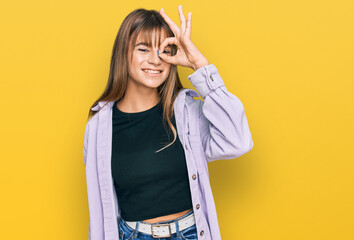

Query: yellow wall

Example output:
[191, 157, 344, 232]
[0, 0, 353, 239]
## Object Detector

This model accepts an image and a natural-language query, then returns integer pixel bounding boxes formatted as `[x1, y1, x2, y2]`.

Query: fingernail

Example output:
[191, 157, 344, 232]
[158, 49, 161, 55]
[161, 8, 164, 12]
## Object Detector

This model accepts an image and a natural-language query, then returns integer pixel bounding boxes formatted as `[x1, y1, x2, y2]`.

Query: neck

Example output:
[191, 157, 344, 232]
[117, 84, 161, 113]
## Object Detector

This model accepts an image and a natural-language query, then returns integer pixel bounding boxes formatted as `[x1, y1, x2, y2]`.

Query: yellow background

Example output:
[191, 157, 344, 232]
[1, 0, 353, 239]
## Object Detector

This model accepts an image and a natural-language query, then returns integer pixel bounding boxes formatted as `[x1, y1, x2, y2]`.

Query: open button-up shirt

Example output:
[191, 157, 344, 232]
[83, 64, 254, 240]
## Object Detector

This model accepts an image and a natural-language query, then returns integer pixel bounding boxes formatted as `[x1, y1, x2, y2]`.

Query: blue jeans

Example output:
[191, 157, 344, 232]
[118, 209, 198, 240]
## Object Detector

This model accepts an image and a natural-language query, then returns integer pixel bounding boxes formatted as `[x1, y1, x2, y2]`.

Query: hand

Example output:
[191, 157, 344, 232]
[158, 5, 209, 71]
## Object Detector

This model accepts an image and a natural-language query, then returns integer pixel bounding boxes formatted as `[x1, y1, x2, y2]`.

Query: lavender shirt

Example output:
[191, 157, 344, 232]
[83, 64, 254, 240]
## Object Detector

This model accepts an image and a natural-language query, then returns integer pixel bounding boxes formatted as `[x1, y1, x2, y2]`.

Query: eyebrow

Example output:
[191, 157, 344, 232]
[135, 42, 150, 47]
[134, 42, 172, 50]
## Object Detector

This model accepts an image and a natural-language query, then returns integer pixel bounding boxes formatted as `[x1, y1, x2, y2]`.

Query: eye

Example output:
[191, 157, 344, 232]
[137, 48, 171, 54]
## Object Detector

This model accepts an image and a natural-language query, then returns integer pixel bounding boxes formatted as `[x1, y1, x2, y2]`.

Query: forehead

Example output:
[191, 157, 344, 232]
[134, 29, 168, 47]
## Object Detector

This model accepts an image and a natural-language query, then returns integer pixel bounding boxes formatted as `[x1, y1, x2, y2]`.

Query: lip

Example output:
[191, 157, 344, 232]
[142, 68, 163, 72]
[142, 69, 163, 77]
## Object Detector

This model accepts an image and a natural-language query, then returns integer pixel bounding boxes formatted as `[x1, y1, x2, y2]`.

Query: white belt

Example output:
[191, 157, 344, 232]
[124, 212, 196, 238]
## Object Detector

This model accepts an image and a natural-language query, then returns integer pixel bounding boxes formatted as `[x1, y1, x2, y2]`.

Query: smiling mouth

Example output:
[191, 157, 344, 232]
[142, 69, 163, 76]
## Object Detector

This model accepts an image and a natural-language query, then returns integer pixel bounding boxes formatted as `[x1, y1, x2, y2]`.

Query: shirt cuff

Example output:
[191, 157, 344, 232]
[187, 64, 226, 99]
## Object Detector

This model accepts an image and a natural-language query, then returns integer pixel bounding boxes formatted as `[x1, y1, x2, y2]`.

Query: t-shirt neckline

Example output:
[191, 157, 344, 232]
[113, 99, 161, 117]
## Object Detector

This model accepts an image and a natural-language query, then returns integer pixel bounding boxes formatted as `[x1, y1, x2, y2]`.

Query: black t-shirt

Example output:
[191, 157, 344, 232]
[111, 99, 193, 221]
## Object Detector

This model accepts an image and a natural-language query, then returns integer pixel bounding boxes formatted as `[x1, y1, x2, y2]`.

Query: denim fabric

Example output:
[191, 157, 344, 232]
[118, 209, 198, 240]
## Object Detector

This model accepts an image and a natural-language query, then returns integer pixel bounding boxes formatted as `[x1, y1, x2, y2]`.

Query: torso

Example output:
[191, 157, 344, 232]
[115, 100, 193, 224]
[142, 208, 193, 223]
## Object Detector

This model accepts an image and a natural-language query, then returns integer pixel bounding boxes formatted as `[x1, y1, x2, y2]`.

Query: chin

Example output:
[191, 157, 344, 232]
[143, 80, 166, 89]
[138, 75, 167, 86]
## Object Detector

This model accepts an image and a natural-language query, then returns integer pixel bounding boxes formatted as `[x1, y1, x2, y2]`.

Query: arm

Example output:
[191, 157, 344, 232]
[83, 122, 90, 166]
[82, 122, 91, 239]
[188, 64, 254, 163]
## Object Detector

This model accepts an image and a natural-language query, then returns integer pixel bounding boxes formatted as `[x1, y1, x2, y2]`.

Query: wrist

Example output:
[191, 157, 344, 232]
[192, 60, 209, 71]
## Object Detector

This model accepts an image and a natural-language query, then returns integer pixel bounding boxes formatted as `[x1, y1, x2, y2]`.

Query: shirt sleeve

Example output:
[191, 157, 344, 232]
[188, 64, 254, 162]
[83, 122, 91, 239]
[83, 122, 90, 166]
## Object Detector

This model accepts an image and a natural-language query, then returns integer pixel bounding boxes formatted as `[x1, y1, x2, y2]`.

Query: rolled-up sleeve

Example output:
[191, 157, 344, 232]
[188, 64, 254, 162]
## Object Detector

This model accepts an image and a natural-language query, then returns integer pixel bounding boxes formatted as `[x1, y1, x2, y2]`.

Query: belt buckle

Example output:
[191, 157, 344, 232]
[151, 223, 171, 238]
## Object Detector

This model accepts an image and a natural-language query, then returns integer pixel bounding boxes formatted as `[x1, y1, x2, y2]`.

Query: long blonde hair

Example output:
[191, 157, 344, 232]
[87, 8, 185, 152]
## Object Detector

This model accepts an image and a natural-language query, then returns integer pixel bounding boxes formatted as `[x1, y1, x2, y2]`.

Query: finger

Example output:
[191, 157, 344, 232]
[185, 12, 192, 38]
[159, 37, 178, 54]
[178, 5, 186, 34]
[159, 8, 180, 37]
[158, 50, 177, 65]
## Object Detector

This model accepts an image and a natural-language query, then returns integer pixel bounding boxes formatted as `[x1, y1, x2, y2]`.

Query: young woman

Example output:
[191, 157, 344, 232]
[83, 5, 254, 240]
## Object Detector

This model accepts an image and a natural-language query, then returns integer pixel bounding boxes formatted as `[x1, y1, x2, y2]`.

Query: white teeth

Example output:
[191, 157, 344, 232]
[143, 69, 161, 74]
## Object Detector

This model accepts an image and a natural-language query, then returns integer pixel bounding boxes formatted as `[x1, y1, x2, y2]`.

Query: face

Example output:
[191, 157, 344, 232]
[127, 30, 172, 90]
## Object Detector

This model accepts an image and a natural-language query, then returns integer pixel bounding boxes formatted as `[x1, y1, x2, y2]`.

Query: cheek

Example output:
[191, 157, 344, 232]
[164, 64, 172, 72]
[163, 67, 171, 77]
[131, 54, 146, 65]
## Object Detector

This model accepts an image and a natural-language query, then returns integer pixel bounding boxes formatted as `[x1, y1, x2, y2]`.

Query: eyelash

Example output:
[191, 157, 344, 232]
[138, 49, 171, 54]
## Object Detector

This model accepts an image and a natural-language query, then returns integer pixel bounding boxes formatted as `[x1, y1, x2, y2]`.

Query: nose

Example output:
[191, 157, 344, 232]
[147, 49, 162, 65]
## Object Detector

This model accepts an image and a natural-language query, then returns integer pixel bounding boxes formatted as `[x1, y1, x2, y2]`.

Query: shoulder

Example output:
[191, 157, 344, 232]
[85, 101, 114, 128]
[84, 111, 99, 133]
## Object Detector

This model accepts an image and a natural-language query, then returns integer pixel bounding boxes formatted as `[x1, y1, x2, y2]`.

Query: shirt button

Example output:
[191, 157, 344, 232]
[210, 75, 214, 81]
[192, 174, 196, 180]
[196, 203, 200, 209]
[185, 144, 188, 150]
[200, 230, 204, 236]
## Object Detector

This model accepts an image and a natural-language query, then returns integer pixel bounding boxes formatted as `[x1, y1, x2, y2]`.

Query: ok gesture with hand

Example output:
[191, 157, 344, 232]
[158, 5, 209, 71]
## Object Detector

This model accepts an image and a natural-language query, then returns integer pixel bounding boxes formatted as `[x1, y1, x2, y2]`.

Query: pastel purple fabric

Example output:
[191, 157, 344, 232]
[83, 64, 254, 240]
